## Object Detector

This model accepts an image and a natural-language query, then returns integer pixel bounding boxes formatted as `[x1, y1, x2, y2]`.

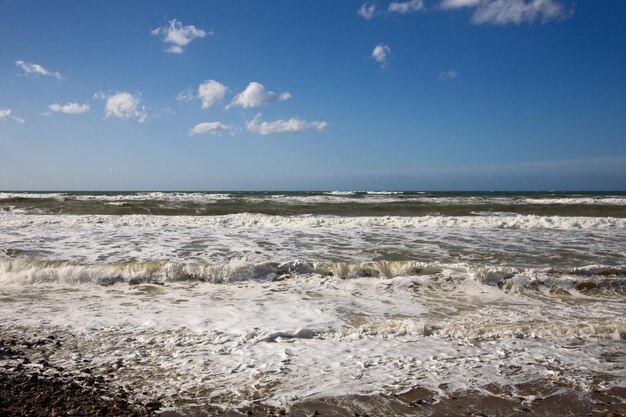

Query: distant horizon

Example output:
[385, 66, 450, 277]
[2, 189, 626, 193]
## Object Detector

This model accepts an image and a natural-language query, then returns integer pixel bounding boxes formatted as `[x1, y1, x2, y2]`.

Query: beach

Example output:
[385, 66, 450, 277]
[0, 191, 625, 416]
[1, 326, 624, 416]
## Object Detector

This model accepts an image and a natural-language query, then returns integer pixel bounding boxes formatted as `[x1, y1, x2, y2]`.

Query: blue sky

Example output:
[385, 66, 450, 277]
[1, 0, 625, 190]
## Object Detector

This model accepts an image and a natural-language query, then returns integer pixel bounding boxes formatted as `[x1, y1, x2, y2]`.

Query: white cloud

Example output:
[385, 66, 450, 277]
[176, 87, 194, 102]
[388, 0, 425, 13]
[474, 0, 567, 24]
[105, 92, 147, 123]
[151, 19, 210, 53]
[16, 60, 63, 80]
[371, 43, 391, 66]
[198, 80, 228, 109]
[246, 113, 327, 135]
[438, 69, 460, 80]
[92, 91, 108, 100]
[166, 45, 184, 54]
[358, 2, 377, 19]
[440, 0, 569, 25]
[189, 122, 233, 136]
[48, 102, 90, 115]
[440, 0, 481, 8]
[0, 108, 25, 124]
[227, 82, 291, 109]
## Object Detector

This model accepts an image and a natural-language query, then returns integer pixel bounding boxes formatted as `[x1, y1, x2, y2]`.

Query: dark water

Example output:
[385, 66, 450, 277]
[2, 191, 625, 217]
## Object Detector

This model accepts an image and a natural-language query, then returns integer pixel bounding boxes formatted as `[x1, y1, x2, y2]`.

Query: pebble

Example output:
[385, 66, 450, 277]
[144, 400, 162, 409]
[0, 336, 152, 417]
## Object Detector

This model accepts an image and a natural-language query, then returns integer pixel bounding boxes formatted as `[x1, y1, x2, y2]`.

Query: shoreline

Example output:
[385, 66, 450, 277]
[2, 332, 624, 417]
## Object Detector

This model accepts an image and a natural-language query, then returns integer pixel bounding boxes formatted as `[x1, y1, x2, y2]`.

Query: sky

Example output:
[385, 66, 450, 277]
[1, 0, 625, 191]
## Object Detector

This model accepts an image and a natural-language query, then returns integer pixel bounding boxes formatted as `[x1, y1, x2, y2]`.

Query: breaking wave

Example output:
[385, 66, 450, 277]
[2, 212, 625, 230]
[1, 258, 624, 295]
[2, 192, 625, 217]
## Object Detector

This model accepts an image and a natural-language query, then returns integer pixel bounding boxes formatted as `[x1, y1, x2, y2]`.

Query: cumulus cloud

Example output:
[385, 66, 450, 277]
[189, 122, 233, 136]
[16, 60, 63, 80]
[389, 0, 425, 13]
[371, 43, 391, 66]
[246, 113, 327, 135]
[48, 102, 90, 115]
[438, 69, 460, 80]
[0, 108, 25, 124]
[440, 0, 570, 24]
[227, 82, 291, 109]
[151, 19, 210, 53]
[105, 92, 147, 123]
[358, 2, 377, 19]
[176, 87, 194, 102]
[198, 80, 228, 109]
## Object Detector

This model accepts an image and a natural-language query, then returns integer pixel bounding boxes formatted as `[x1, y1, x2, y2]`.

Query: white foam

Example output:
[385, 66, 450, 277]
[2, 211, 624, 230]
[0, 192, 68, 201]
[324, 191, 359, 195]
[1, 195, 624, 411]
[1, 212, 624, 268]
[521, 197, 626, 205]
[0, 192, 233, 203]
[2, 192, 625, 206]
[0, 273, 622, 409]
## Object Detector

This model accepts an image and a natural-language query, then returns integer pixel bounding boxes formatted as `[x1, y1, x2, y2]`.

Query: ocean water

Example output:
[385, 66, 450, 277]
[0, 191, 624, 410]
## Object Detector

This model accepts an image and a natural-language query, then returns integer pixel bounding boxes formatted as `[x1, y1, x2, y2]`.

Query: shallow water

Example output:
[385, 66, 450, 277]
[0, 191, 624, 410]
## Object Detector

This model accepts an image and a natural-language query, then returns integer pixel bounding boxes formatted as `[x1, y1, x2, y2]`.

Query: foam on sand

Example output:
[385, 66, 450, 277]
[0, 273, 623, 409]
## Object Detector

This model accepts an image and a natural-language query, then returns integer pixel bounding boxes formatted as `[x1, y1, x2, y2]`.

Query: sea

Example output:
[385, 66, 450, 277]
[0, 191, 624, 411]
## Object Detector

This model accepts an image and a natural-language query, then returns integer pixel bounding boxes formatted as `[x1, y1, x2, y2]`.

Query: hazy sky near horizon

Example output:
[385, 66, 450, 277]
[1, 0, 625, 191]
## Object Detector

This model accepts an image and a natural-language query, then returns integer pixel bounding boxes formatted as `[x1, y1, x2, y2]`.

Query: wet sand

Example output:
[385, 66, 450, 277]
[2, 333, 624, 417]
[159, 383, 626, 417]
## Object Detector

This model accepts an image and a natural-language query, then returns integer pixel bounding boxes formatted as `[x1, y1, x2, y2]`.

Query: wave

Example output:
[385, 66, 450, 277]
[2, 212, 625, 230]
[324, 191, 360, 196]
[323, 191, 404, 196]
[2, 192, 625, 206]
[3, 192, 625, 218]
[1, 258, 624, 294]
[0, 192, 233, 203]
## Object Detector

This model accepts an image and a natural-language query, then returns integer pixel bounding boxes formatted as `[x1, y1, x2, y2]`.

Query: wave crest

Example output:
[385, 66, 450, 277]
[1, 258, 624, 296]
[2, 212, 625, 230]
